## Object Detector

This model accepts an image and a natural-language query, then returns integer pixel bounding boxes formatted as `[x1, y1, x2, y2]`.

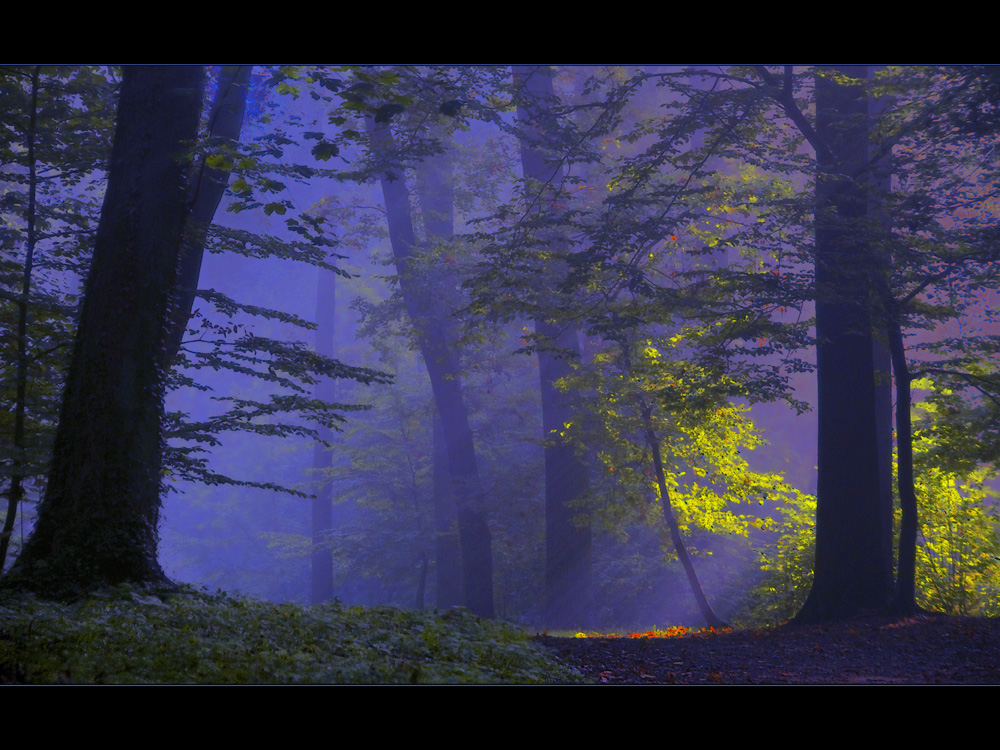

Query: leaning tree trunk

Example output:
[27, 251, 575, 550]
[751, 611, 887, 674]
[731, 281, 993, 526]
[4, 66, 205, 595]
[367, 113, 495, 618]
[641, 401, 728, 630]
[164, 65, 252, 365]
[414, 146, 464, 609]
[432, 413, 463, 607]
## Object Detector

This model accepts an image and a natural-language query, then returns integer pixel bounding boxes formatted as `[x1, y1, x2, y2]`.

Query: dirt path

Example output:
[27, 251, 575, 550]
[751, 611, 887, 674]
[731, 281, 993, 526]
[537, 613, 1000, 684]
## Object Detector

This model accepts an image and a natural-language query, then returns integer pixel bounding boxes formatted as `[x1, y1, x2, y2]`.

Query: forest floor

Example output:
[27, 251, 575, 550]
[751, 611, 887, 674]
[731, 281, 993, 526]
[536, 613, 1000, 684]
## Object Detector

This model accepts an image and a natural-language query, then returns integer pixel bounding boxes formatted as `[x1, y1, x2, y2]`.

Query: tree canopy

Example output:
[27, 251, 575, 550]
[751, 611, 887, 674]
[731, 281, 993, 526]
[4, 65, 1000, 628]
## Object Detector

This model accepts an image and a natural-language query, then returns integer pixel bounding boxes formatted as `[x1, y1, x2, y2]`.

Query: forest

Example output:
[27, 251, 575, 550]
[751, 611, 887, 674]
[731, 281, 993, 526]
[3, 65, 1000, 653]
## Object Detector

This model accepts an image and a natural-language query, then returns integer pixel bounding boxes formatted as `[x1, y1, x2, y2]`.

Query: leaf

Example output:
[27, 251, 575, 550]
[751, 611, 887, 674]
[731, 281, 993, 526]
[230, 177, 251, 195]
[374, 103, 405, 123]
[311, 141, 339, 161]
[439, 99, 464, 117]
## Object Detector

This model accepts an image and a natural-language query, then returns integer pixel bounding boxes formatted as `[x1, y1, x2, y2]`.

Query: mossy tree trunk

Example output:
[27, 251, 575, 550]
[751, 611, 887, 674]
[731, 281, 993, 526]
[4, 66, 205, 596]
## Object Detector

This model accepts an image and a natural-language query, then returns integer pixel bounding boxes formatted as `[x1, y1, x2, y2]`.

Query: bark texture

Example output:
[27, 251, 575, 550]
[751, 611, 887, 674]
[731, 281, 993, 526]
[165, 65, 251, 365]
[796, 66, 894, 623]
[5, 66, 205, 595]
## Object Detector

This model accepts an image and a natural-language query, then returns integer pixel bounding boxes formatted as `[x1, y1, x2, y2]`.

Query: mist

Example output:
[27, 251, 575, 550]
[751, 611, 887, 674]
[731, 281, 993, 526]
[5, 65, 1000, 632]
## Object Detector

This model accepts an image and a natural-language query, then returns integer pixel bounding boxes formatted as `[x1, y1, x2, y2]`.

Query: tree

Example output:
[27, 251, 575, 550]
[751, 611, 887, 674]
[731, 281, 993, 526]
[793, 66, 894, 622]
[310, 258, 337, 604]
[3, 66, 206, 594]
[729, 65, 895, 622]
[617, 337, 729, 629]
[164, 66, 252, 366]
[882, 65, 1000, 613]
[158, 68, 390, 504]
[0, 66, 115, 572]
[471, 66, 815, 624]
[366, 96, 495, 618]
[513, 65, 593, 629]
[738, 65, 1000, 622]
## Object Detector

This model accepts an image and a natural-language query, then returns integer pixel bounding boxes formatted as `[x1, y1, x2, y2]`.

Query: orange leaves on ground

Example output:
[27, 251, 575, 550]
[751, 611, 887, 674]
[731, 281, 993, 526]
[576, 626, 696, 639]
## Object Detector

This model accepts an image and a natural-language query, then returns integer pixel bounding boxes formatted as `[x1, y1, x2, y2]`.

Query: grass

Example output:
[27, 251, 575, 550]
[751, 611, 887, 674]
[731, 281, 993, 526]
[0, 583, 587, 684]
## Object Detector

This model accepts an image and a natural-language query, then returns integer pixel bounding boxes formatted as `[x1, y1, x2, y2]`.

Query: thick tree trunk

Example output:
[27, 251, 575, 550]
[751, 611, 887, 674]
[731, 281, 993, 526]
[514, 65, 594, 629]
[795, 66, 894, 623]
[4, 66, 205, 595]
[367, 114, 495, 617]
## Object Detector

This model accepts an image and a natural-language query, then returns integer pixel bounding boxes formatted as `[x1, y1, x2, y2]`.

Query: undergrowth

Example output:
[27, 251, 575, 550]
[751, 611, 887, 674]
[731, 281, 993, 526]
[0, 584, 586, 684]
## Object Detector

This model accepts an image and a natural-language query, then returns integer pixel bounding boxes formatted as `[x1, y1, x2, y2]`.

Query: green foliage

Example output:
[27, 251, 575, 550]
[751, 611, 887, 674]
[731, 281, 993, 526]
[1, 66, 117, 566]
[911, 462, 1000, 615]
[0, 584, 584, 684]
[736, 376, 1000, 625]
[908, 378, 1000, 615]
[9, 64, 1000, 629]
[731, 492, 816, 627]
[562, 335, 808, 545]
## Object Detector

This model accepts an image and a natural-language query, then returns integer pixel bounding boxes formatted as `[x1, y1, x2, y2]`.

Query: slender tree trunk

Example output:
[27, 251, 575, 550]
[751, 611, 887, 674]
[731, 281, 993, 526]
[310, 263, 336, 604]
[514, 65, 594, 629]
[0, 67, 41, 573]
[432, 413, 462, 607]
[4, 66, 205, 595]
[886, 313, 920, 615]
[868, 71, 897, 608]
[537, 320, 593, 628]
[889, 325, 919, 614]
[413, 127, 464, 608]
[641, 401, 727, 629]
[367, 114, 494, 617]
[869, 74, 920, 615]
[795, 66, 894, 623]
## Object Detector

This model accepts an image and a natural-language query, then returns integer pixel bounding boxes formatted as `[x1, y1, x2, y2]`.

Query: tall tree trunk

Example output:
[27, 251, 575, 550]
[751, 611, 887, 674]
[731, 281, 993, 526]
[0, 67, 41, 574]
[413, 125, 464, 608]
[868, 70, 897, 612]
[4, 66, 205, 595]
[164, 65, 252, 365]
[537, 320, 593, 628]
[867, 72, 919, 615]
[514, 65, 594, 629]
[641, 400, 728, 629]
[886, 315, 919, 615]
[310, 262, 336, 604]
[367, 114, 494, 617]
[432, 413, 462, 607]
[795, 66, 894, 623]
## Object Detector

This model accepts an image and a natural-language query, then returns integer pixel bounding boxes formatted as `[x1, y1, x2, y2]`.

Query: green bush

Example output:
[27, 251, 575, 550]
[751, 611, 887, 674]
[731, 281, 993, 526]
[0, 584, 585, 684]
